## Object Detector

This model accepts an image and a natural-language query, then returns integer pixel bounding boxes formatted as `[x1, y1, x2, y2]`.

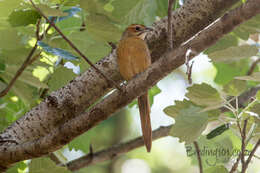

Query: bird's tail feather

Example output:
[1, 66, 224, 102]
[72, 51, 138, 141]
[138, 91, 152, 152]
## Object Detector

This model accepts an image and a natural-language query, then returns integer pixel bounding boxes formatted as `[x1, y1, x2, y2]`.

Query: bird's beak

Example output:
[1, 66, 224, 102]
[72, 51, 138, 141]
[144, 26, 154, 32]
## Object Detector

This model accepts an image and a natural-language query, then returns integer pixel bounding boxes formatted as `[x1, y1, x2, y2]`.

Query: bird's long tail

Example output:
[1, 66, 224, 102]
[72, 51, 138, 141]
[138, 91, 152, 152]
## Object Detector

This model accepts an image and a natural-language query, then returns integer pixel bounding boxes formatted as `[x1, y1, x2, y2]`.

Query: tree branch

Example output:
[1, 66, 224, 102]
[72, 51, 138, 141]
[65, 126, 171, 171]
[29, 0, 122, 91]
[230, 153, 242, 173]
[0, 15, 55, 98]
[193, 141, 203, 173]
[0, 0, 240, 148]
[241, 119, 248, 172]
[167, 0, 175, 49]
[0, 44, 38, 97]
[243, 139, 260, 171]
[247, 58, 260, 75]
[0, 0, 259, 168]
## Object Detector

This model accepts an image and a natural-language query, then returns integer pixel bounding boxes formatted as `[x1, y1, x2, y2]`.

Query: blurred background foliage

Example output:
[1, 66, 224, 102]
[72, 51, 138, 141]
[0, 0, 260, 172]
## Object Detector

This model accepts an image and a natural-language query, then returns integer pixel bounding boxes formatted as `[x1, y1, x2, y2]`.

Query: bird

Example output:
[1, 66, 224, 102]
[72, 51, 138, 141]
[117, 24, 153, 152]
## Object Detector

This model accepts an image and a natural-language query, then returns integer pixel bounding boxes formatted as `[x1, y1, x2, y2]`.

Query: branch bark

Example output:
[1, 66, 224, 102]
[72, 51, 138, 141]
[193, 141, 203, 173]
[167, 0, 175, 49]
[0, 0, 239, 146]
[29, 0, 122, 91]
[2, 0, 259, 169]
[0, 16, 55, 98]
[66, 126, 171, 171]
[1, 0, 259, 168]
[241, 119, 248, 172]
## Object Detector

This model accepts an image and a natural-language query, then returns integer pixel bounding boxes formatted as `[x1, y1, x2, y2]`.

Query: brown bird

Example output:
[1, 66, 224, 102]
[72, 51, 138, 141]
[117, 24, 153, 152]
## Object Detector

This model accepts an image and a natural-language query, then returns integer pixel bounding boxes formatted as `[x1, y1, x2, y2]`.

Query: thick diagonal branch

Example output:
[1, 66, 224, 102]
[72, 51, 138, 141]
[0, 0, 239, 146]
[0, 0, 259, 168]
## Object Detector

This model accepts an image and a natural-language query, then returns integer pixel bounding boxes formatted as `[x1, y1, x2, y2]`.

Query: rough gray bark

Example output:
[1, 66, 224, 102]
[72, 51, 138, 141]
[3, 0, 259, 169]
[0, 0, 239, 145]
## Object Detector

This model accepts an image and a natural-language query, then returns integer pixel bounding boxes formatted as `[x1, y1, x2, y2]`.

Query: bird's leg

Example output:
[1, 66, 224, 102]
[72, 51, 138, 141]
[119, 81, 128, 94]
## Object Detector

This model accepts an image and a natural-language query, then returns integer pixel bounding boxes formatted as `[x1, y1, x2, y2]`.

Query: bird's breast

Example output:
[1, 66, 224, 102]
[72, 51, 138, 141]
[117, 37, 151, 81]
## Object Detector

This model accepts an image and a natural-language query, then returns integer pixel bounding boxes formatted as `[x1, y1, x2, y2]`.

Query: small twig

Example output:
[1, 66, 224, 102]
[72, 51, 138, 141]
[247, 58, 260, 75]
[193, 141, 203, 173]
[0, 15, 55, 98]
[29, 0, 122, 91]
[229, 153, 242, 173]
[65, 125, 171, 171]
[185, 49, 195, 84]
[237, 120, 243, 135]
[0, 44, 38, 97]
[242, 139, 260, 172]
[187, 61, 194, 84]
[29, 52, 42, 65]
[36, 19, 41, 40]
[241, 119, 248, 172]
[108, 42, 117, 51]
[167, 0, 175, 49]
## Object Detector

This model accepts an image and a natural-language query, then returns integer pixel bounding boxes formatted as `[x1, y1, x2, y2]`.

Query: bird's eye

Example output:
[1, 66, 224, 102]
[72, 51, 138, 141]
[135, 26, 141, 31]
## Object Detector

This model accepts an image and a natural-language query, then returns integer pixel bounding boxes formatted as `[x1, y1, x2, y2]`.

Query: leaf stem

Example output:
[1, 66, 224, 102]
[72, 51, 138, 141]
[193, 141, 203, 173]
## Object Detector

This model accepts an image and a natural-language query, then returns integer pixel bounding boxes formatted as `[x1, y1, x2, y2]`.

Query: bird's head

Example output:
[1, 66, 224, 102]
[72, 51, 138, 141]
[121, 24, 153, 40]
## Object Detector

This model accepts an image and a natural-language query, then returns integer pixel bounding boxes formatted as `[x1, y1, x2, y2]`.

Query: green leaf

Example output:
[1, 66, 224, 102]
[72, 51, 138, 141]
[186, 131, 237, 169]
[29, 157, 71, 173]
[8, 9, 41, 27]
[79, 0, 107, 14]
[0, 29, 24, 50]
[155, 0, 168, 18]
[85, 14, 121, 42]
[164, 99, 194, 118]
[111, 0, 157, 25]
[0, 48, 32, 64]
[206, 124, 230, 139]
[68, 132, 92, 153]
[129, 85, 161, 107]
[63, 0, 81, 6]
[4, 65, 48, 89]
[1, 65, 47, 105]
[233, 27, 250, 40]
[69, 116, 118, 153]
[48, 67, 77, 92]
[208, 45, 258, 62]
[49, 31, 111, 62]
[38, 41, 79, 61]
[0, 91, 28, 127]
[50, 7, 81, 23]
[186, 83, 222, 106]
[250, 103, 260, 116]
[256, 91, 260, 100]
[233, 14, 260, 40]
[0, 0, 22, 22]
[214, 59, 250, 85]
[0, 61, 5, 72]
[148, 85, 161, 106]
[223, 79, 247, 96]
[6, 161, 27, 173]
[170, 105, 208, 143]
[205, 34, 238, 54]
[55, 15, 81, 35]
[235, 72, 260, 82]
[37, 4, 68, 17]
[204, 165, 228, 173]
